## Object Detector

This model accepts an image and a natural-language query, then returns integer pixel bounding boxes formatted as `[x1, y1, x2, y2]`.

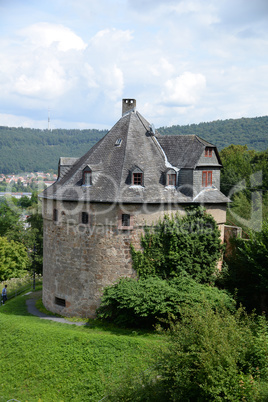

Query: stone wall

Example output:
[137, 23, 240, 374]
[42, 200, 186, 317]
[42, 199, 226, 318]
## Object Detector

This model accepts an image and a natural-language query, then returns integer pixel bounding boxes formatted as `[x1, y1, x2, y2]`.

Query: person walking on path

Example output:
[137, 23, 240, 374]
[2, 285, 7, 305]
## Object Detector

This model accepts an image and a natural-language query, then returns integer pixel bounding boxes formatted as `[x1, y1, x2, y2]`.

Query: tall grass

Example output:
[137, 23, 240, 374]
[0, 292, 164, 401]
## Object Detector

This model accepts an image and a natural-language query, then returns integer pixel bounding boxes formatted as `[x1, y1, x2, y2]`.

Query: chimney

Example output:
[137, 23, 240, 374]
[122, 99, 136, 116]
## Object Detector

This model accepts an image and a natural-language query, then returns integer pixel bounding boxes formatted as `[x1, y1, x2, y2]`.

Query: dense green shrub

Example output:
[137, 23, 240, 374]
[157, 306, 268, 401]
[131, 207, 223, 283]
[108, 306, 268, 401]
[222, 220, 268, 313]
[97, 275, 235, 328]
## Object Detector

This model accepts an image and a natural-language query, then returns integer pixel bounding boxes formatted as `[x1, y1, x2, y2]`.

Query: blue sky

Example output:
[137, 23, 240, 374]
[0, 0, 267, 129]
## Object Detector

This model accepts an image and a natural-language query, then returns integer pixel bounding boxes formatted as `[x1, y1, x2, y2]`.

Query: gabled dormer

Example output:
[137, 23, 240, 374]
[197, 145, 222, 166]
[82, 165, 92, 186]
[166, 168, 177, 186]
[131, 166, 144, 186]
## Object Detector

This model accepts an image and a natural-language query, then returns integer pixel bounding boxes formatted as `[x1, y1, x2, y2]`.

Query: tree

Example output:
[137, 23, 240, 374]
[26, 201, 43, 274]
[219, 144, 255, 196]
[0, 199, 23, 237]
[0, 236, 29, 281]
[131, 206, 223, 283]
[0, 194, 43, 275]
[222, 220, 268, 313]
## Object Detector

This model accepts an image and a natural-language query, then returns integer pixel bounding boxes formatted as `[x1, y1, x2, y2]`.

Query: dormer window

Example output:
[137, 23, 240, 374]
[166, 169, 177, 186]
[82, 166, 92, 186]
[133, 173, 142, 185]
[115, 138, 122, 147]
[132, 167, 144, 186]
[205, 147, 213, 157]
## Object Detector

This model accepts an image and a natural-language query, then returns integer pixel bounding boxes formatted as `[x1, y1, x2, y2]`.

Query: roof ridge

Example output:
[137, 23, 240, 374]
[135, 111, 169, 164]
[195, 135, 215, 147]
[136, 111, 149, 131]
[118, 113, 132, 190]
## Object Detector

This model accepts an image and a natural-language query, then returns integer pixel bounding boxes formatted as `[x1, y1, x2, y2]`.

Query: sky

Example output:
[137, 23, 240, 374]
[0, 0, 267, 130]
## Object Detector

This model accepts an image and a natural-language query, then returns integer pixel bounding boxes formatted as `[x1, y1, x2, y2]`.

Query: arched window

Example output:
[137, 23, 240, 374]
[82, 166, 92, 186]
[132, 166, 144, 186]
[166, 169, 177, 186]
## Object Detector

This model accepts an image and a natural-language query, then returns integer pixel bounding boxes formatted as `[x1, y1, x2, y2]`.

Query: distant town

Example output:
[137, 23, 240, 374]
[0, 171, 57, 195]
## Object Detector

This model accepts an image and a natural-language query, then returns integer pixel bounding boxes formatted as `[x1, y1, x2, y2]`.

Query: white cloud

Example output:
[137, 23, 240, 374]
[19, 22, 87, 52]
[82, 63, 98, 89]
[0, 0, 267, 129]
[91, 28, 133, 47]
[99, 65, 124, 101]
[149, 58, 175, 77]
[162, 72, 206, 107]
[14, 60, 68, 99]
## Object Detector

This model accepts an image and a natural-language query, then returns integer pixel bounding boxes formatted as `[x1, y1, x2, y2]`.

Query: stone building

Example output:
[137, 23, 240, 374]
[40, 99, 229, 317]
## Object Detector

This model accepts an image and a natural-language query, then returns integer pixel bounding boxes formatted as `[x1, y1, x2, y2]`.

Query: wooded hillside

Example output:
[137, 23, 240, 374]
[158, 115, 268, 151]
[0, 127, 107, 174]
[0, 115, 267, 174]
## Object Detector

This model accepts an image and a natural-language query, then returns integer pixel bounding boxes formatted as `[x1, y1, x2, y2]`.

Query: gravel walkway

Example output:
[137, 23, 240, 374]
[26, 292, 88, 326]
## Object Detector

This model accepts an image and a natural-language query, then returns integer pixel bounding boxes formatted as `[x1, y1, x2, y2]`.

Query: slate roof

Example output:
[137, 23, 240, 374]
[157, 135, 222, 168]
[40, 105, 229, 205]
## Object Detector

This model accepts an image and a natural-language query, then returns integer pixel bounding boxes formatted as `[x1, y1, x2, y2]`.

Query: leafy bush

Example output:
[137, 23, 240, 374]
[131, 206, 223, 283]
[157, 306, 268, 401]
[97, 275, 235, 328]
[222, 220, 268, 313]
[108, 306, 268, 401]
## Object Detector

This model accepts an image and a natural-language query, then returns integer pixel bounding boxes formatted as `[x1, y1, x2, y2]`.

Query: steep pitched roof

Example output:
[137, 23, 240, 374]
[40, 105, 229, 205]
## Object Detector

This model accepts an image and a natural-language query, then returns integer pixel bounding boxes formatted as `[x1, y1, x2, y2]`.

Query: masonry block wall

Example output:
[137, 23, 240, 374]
[42, 198, 226, 318]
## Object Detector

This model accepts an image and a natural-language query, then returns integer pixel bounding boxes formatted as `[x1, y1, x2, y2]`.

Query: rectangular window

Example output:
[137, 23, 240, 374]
[55, 297, 66, 307]
[53, 208, 58, 222]
[133, 172, 143, 185]
[118, 212, 133, 230]
[168, 174, 176, 186]
[205, 147, 213, 157]
[83, 171, 92, 186]
[81, 212, 89, 224]
[202, 171, 213, 187]
[122, 214, 130, 227]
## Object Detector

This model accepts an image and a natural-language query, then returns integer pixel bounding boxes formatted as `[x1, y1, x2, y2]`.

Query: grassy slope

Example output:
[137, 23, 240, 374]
[0, 292, 163, 402]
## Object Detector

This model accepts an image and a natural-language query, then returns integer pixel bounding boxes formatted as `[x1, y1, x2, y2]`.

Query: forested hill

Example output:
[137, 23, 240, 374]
[158, 116, 268, 151]
[0, 115, 267, 174]
[0, 127, 107, 174]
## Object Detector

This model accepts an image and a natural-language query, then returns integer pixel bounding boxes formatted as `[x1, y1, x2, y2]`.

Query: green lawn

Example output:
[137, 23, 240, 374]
[0, 291, 164, 402]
